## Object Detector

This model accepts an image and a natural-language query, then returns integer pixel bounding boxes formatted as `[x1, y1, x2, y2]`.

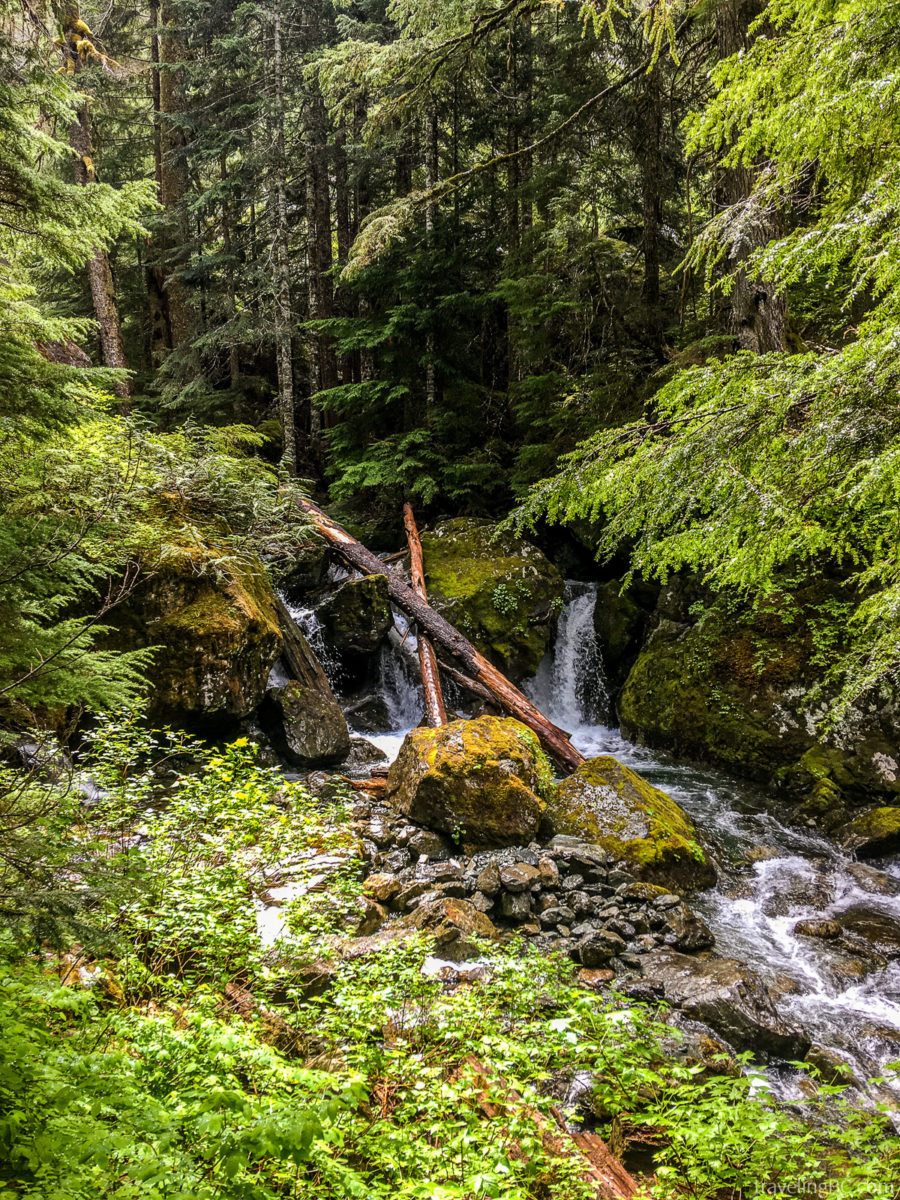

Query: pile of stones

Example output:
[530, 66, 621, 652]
[353, 798, 714, 974]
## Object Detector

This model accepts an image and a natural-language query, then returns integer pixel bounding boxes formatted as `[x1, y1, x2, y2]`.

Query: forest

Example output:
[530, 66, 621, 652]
[2, 0, 900, 1195]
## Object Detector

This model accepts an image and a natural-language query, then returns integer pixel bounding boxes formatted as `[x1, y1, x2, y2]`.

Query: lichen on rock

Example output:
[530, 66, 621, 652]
[545, 756, 716, 893]
[385, 715, 546, 847]
[837, 806, 900, 858]
[420, 517, 564, 681]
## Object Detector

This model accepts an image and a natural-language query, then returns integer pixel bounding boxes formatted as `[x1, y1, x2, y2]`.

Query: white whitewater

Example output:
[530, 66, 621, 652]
[529, 582, 900, 1104]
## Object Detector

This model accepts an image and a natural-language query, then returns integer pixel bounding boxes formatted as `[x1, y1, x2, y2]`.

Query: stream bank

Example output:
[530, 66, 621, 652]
[270, 579, 900, 1112]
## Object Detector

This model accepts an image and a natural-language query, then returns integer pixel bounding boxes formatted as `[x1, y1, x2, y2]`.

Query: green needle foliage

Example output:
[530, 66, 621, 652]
[515, 0, 900, 720]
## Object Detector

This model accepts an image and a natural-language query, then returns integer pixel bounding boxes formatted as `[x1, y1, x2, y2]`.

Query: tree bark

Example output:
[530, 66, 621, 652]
[158, 0, 192, 350]
[62, 10, 131, 398]
[424, 105, 439, 412]
[270, 6, 297, 475]
[402, 502, 446, 727]
[146, 0, 172, 366]
[274, 595, 333, 695]
[639, 63, 663, 351]
[296, 497, 584, 772]
[715, 0, 786, 353]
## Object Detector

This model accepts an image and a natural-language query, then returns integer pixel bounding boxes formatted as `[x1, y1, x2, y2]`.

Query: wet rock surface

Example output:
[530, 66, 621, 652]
[318, 574, 392, 661]
[261, 681, 350, 767]
[629, 950, 810, 1059]
[838, 806, 900, 858]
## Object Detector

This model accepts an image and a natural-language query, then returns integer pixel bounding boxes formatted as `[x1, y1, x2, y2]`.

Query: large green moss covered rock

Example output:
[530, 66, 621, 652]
[545, 756, 716, 893]
[616, 593, 900, 806]
[838, 807, 900, 858]
[385, 716, 547, 847]
[420, 518, 564, 681]
[318, 574, 392, 655]
[111, 547, 281, 727]
[617, 617, 808, 781]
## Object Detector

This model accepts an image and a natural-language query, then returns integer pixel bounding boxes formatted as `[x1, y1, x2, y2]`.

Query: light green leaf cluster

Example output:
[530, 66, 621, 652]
[516, 0, 900, 718]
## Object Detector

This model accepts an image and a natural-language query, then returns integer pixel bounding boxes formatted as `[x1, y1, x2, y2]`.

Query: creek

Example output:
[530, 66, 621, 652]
[343, 580, 900, 1104]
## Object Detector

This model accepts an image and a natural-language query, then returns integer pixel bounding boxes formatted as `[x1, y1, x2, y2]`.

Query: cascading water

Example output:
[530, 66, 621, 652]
[278, 594, 342, 688]
[358, 609, 424, 760]
[528, 581, 608, 728]
[531, 582, 900, 1105]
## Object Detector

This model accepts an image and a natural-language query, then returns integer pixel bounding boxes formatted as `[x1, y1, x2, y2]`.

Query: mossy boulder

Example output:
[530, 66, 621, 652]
[617, 590, 900, 806]
[385, 716, 547, 847]
[110, 546, 281, 727]
[420, 518, 564, 681]
[545, 756, 716, 893]
[318, 574, 392, 656]
[837, 807, 900, 859]
[260, 681, 350, 767]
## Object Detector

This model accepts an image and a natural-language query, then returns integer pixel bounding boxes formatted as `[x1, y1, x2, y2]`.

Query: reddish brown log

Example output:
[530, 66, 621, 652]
[295, 496, 585, 772]
[453, 1054, 639, 1200]
[402, 502, 447, 728]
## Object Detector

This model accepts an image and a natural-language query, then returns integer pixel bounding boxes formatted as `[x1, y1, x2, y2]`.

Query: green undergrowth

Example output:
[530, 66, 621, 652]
[1, 713, 898, 1198]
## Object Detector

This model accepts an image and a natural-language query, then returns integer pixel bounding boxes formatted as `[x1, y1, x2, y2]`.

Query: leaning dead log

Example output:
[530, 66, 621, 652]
[402, 502, 447, 727]
[436, 657, 496, 706]
[295, 497, 584, 772]
[274, 595, 331, 692]
[454, 1054, 639, 1200]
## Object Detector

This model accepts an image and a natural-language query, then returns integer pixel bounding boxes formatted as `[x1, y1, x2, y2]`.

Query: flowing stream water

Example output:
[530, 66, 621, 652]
[285, 579, 900, 1098]
[527, 582, 900, 1103]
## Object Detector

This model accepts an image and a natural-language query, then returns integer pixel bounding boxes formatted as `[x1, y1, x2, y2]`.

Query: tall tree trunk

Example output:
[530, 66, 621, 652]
[147, 0, 171, 365]
[270, 6, 297, 475]
[424, 104, 439, 413]
[301, 0, 337, 451]
[220, 153, 240, 391]
[715, 0, 786, 353]
[639, 63, 664, 352]
[61, 9, 131, 398]
[158, 0, 192, 350]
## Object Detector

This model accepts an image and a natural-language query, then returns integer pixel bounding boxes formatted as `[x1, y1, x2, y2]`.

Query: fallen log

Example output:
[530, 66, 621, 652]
[296, 497, 584, 772]
[436, 657, 496, 706]
[402, 502, 447, 728]
[453, 1054, 639, 1200]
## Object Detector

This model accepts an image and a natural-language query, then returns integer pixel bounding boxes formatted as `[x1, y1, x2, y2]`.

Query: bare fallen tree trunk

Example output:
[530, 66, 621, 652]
[454, 1054, 639, 1200]
[296, 497, 584, 772]
[402, 502, 447, 727]
[436, 657, 496, 706]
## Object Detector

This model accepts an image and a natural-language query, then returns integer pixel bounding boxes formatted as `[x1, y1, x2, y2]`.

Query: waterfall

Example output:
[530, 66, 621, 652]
[528, 581, 900, 1106]
[379, 640, 423, 730]
[279, 595, 342, 688]
[527, 581, 608, 729]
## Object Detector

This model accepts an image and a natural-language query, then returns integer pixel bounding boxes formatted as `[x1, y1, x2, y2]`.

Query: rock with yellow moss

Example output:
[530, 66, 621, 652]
[385, 716, 548, 847]
[545, 756, 716, 893]
[110, 546, 281, 727]
[420, 518, 564, 681]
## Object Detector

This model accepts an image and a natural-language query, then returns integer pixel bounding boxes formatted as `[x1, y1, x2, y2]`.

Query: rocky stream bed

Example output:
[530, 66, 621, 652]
[254, 580, 900, 1120]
